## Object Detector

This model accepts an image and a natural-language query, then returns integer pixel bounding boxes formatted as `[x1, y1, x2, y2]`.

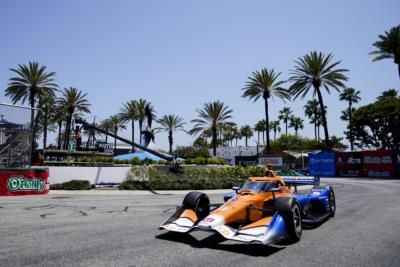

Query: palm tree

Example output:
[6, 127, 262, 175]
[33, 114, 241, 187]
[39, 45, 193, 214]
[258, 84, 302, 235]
[119, 100, 139, 151]
[278, 107, 293, 135]
[223, 125, 236, 147]
[370, 25, 400, 79]
[5, 62, 58, 154]
[254, 120, 265, 147]
[56, 87, 91, 150]
[98, 119, 114, 143]
[339, 88, 361, 150]
[37, 95, 56, 150]
[232, 126, 241, 147]
[53, 106, 67, 149]
[189, 101, 234, 156]
[240, 125, 253, 147]
[219, 122, 236, 147]
[289, 116, 304, 136]
[289, 51, 348, 150]
[303, 99, 319, 140]
[135, 99, 155, 143]
[201, 128, 212, 146]
[108, 115, 127, 154]
[269, 120, 281, 140]
[156, 114, 186, 154]
[242, 68, 290, 154]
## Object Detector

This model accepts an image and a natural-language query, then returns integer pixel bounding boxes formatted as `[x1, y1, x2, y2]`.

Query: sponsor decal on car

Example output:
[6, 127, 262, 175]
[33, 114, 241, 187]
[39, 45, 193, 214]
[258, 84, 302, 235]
[204, 217, 215, 222]
[216, 226, 232, 237]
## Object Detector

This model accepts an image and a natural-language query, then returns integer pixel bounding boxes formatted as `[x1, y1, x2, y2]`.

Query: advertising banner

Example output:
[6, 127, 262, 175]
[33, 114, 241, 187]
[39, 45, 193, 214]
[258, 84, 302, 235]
[258, 156, 283, 166]
[235, 156, 258, 166]
[361, 150, 395, 177]
[308, 153, 335, 177]
[0, 168, 49, 196]
[335, 152, 363, 177]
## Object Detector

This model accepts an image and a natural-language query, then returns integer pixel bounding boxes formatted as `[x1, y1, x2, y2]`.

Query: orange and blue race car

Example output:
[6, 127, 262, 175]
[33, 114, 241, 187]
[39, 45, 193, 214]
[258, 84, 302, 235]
[160, 170, 335, 245]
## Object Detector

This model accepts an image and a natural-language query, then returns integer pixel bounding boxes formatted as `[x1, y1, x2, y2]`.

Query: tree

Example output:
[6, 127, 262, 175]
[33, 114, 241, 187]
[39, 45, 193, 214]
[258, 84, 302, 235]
[289, 51, 348, 150]
[232, 126, 241, 147]
[56, 87, 90, 150]
[108, 115, 127, 153]
[289, 116, 304, 136]
[269, 120, 281, 141]
[36, 95, 57, 150]
[377, 88, 398, 101]
[278, 107, 293, 135]
[220, 123, 236, 147]
[5, 62, 58, 154]
[242, 68, 290, 154]
[119, 100, 139, 151]
[156, 114, 186, 154]
[254, 120, 266, 146]
[240, 125, 253, 147]
[193, 136, 208, 149]
[303, 99, 319, 140]
[189, 101, 234, 156]
[352, 91, 400, 149]
[98, 119, 113, 143]
[135, 99, 155, 143]
[370, 25, 400, 79]
[339, 88, 361, 150]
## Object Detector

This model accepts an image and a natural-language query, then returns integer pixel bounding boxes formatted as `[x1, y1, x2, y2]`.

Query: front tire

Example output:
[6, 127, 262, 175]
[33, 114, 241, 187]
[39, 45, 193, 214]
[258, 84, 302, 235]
[329, 188, 336, 217]
[275, 197, 302, 242]
[182, 192, 210, 220]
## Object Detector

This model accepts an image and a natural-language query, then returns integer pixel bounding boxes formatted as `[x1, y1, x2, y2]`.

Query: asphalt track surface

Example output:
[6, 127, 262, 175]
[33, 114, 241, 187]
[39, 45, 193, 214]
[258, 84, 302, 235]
[1, 178, 400, 267]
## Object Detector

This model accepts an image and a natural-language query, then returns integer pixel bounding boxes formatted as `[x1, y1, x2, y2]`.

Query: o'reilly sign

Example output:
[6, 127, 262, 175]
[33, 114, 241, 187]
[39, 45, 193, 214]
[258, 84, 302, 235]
[7, 176, 45, 192]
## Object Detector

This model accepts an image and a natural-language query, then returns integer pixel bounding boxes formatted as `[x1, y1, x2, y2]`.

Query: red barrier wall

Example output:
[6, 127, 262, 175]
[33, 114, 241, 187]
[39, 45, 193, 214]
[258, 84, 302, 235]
[361, 150, 395, 178]
[336, 152, 363, 177]
[0, 168, 49, 196]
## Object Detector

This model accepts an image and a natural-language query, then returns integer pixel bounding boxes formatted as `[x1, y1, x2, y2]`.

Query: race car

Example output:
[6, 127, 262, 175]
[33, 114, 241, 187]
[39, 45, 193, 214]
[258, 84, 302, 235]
[159, 170, 335, 245]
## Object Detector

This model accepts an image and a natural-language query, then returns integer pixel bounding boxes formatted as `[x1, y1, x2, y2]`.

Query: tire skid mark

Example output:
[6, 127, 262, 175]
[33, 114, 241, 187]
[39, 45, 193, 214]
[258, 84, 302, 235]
[25, 204, 54, 210]
[100, 206, 138, 214]
[163, 207, 179, 214]
[40, 213, 56, 218]
[79, 210, 88, 216]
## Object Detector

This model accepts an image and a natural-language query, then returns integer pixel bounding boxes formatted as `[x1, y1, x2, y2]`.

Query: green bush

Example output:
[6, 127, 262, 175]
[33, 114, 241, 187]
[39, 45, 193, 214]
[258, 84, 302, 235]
[119, 165, 265, 190]
[130, 157, 142, 165]
[113, 159, 129, 164]
[50, 180, 91, 190]
[184, 157, 226, 165]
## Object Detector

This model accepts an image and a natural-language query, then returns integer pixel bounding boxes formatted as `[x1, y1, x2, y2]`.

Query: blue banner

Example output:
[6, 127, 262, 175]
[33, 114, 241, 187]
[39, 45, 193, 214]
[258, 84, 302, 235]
[308, 153, 336, 177]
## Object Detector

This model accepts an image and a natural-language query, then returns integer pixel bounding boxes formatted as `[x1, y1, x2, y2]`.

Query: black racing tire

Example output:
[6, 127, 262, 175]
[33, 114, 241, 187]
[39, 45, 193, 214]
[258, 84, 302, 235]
[329, 187, 336, 217]
[182, 191, 210, 220]
[274, 197, 302, 242]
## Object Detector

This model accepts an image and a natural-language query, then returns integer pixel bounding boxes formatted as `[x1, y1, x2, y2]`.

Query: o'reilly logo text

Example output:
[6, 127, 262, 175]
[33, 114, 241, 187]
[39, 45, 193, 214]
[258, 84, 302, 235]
[7, 176, 45, 192]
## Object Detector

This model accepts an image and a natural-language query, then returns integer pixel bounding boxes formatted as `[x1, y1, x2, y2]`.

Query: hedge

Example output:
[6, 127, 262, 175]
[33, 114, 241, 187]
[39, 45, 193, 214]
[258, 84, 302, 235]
[50, 180, 91, 190]
[119, 165, 265, 190]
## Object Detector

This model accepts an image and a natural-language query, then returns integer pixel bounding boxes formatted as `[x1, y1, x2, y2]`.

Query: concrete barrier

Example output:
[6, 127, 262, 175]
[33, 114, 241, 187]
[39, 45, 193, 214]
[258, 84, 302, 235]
[48, 166, 131, 184]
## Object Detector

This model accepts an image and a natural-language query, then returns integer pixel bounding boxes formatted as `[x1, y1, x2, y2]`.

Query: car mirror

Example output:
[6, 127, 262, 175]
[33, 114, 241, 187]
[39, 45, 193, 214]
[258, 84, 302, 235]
[232, 186, 240, 193]
[269, 187, 281, 192]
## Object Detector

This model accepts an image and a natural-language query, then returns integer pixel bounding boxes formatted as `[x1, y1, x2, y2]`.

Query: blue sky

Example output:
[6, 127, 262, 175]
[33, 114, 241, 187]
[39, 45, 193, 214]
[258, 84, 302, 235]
[0, 0, 399, 151]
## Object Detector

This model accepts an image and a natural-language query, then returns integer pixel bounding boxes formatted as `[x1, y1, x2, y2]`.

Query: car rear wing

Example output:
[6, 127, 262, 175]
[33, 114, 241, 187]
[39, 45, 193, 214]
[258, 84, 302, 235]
[281, 176, 320, 186]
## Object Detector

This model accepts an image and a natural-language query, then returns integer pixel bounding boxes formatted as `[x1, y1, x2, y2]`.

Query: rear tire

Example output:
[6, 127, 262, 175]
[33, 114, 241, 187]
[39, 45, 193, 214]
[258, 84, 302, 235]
[275, 197, 302, 242]
[329, 188, 336, 217]
[182, 192, 210, 220]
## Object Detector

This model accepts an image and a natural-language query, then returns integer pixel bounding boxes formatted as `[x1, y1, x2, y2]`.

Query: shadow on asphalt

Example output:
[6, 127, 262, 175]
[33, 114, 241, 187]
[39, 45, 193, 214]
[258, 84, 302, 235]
[155, 232, 284, 257]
